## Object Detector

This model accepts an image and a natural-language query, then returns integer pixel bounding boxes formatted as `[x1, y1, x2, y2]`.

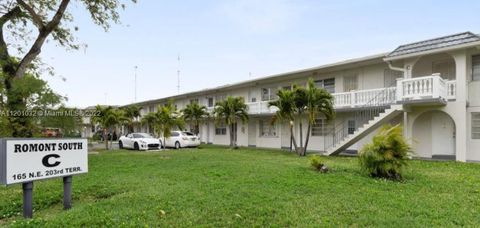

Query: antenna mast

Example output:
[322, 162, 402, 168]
[134, 66, 138, 102]
[177, 54, 180, 94]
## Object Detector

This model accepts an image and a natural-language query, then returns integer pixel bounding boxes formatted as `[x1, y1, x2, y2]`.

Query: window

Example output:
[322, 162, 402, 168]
[311, 119, 331, 136]
[215, 122, 227, 135]
[171, 132, 180, 137]
[343, 73, 358, 92]
[215, 95, 226, 102]
[472, 113, 480, 139]
[259, 120, 277, 137]
[251, 97, 257, 102]
[472, 55, 480, 81]
[207, 97, 214, 107]
[348, 120, 356, 135]
[149, 106, 154, 113]
[384, 69, 403, 87]
[433, 59, 455, 80]
[314, 78, 335, 93]
[261, 88, 269, 101]
[282, 85, 292, 91]
[190, 99, 198, 104]
[261, 88, 277, 101]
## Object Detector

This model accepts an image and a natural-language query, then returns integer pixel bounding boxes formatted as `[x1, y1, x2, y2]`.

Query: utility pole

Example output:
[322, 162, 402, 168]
[134, 66, 138, 102]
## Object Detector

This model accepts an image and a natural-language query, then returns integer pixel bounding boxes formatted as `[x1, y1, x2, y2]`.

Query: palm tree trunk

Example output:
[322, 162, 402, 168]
[103, 128, 108, 150]
[303, 123, 311, 156]
[233, 123, 238, 148]
[298, 121, 303, 155]
[290, 124, 299, 151]
[229, 123, 234, 148]
[163, 136, 166, 149]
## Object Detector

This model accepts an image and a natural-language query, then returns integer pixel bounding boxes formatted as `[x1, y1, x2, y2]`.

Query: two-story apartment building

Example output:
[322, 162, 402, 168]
[100, 32, 480, 162]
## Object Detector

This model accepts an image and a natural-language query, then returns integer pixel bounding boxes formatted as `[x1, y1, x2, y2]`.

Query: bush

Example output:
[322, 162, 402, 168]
[309, 155, 328, 173]
[359, 124, 412, 180]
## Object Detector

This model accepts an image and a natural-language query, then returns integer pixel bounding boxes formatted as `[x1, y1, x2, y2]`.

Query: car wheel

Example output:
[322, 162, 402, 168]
[175, 141, 181, 150]
[119, 141, 123, 149]
[134, 142, 139, 150]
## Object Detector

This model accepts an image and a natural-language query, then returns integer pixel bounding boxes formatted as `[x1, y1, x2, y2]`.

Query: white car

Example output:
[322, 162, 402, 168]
[119, 133, 162, 151]
[160, 131, 200, 149]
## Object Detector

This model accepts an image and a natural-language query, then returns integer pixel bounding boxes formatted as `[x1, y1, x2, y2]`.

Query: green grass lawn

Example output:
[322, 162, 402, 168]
[1, 145, 479, 227]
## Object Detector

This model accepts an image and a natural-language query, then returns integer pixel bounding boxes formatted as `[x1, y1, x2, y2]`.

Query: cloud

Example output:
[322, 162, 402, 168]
[217, 0, 303, 33]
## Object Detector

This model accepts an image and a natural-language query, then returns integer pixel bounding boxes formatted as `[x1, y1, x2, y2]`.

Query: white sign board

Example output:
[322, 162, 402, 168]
[0, 138, 88, 185]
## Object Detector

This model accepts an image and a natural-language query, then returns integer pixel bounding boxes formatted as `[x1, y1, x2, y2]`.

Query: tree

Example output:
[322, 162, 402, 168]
[39, 106, 83, 137]
[268, 89, 299, 153]
[213, 96, 249, 148]
[122, 105, 142, 134]
[182, 102, 209, 135]
[269, 78, 335, 156]
[155, 101, 184, 149]
[0, 0, 135, 137]
[91, 105, 123, 150]
[141, 112, 157, 136]
[302, 78, 334, 156]
[0, 72, 63, 137]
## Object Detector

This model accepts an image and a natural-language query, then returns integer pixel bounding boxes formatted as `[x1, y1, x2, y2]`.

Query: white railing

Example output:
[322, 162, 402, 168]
[242, 74, 456, 115]
[446, 80, 456, 100]
[333, 87, 397, 108]
[246, 101, 278, 114]
[396, 74, 455, 101]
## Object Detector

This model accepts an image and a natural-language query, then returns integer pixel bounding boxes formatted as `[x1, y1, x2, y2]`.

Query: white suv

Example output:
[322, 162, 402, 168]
[161, 131, 200, 149]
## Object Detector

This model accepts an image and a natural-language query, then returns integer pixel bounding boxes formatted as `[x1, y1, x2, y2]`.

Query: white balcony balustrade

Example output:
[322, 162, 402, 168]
[227, 74, 457, 115]
[333, 87, 397, 108]
[246, 101, 278, 115]
[446, 80, 456, 100]
[396, 74, 455, 102]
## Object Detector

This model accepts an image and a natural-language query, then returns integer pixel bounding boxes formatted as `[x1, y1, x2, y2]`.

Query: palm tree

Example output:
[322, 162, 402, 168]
[213, 96, 249, 148]
[268, 89, 300, 153]
[155, 101, 185, 149]
[269, 78, 335, 156]
[141, 112, 158, 137]
[182, 102, 209, 135]
[121, 105, 142, 133]
[91, 106, 123, 150]
[302, 78, 334, 156]
[293, 84, 308, 154]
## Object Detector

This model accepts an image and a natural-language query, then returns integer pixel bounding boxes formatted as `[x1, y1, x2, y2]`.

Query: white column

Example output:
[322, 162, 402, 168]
[451, 51, 468, 162]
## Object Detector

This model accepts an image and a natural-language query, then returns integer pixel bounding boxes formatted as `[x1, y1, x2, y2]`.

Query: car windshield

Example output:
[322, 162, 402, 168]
[182, 132, 194, 136]
[133, 133, 153, 138]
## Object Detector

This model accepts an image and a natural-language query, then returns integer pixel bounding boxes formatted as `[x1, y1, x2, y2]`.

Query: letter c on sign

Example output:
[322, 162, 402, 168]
[42, 154, 61, 167]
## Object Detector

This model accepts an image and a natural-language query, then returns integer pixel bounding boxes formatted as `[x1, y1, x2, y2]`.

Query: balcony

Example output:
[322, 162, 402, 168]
[247, 101, 278, 115]
[397, 74, 456, 104]
[245, 74, 456, 114]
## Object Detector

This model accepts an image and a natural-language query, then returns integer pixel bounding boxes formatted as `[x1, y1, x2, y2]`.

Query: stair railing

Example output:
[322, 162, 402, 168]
[323, 82, 398, 153]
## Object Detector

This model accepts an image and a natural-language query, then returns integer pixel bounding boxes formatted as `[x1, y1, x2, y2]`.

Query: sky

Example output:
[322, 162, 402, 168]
[37, 0, 480, 108]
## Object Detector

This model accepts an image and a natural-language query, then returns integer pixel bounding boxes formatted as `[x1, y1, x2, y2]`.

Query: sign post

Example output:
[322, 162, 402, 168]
[0, 138, 88, 218]
[22, 182, 33, 218]
[63, 176, 72, 210]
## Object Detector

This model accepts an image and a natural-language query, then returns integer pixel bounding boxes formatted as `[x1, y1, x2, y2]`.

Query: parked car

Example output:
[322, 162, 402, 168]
[160, 131, 200, 149]
[118, 133, 162, 151]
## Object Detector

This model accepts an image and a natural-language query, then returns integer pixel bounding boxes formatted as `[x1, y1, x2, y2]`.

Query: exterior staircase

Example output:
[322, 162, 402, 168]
[325, 104, 404, 156]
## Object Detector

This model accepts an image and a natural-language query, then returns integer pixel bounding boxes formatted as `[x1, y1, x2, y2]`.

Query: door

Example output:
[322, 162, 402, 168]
[248, 120, 257, 147]
[124, 134, 134, 148]
[432, 112, 455, 156]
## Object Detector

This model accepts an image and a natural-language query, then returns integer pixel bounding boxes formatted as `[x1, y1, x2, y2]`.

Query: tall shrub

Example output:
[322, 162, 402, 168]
[359, 124, 412, 180]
